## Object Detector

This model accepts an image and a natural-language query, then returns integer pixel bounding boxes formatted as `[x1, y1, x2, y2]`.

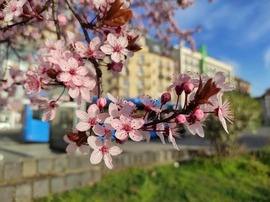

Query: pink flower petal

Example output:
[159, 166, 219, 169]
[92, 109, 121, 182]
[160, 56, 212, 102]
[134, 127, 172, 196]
[90, 150, 103, 164]
[75, 110, 89, 121]
[79, 145, 89, 155]
[93, 125, 105, 136]
[115, 130, 128, 140]
[68, 57, 78, 69]
[76, 122, 90, 131]
[88, 136, 103, 149]
[169, 130, 180, 150]
[87, 104, 99, 115]
[109, 146, 122, 156]
[76, 66, 89, 76]
[72, 75, 83, 86]
[104, 153, 113, 169]
[131, 118, 144, 129]
[111, 52, 121, 63]
[63, 135, 72, 144]
[69, 87, 79, 98]
[97, 113, 109, 123]
[129, 130, 143, 142]
[100, 44, 113, 55]
[66, 143, 77, 155]
[58, 72, 71, 82]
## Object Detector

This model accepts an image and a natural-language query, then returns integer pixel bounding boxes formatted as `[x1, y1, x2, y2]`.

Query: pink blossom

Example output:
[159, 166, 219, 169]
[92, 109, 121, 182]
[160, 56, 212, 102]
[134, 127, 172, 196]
[41, 101, 58, 122]
[3, 0, 27, 22]
[168, 73, 198, 93]
[140, 95, 162, 113]
[57, 14, 67, 26]
[213, 72, 235, 92]
[92, 124, 112, 137]
[74, 37, 105, 59]
[155, 123, 166, 144]
[111, 115, 144, 142]
[68, 77, 96, 105]
[44, 39, 66, 52]
[100, 33, 132, 63]
[58, 57, 89, 86]
[63, 134, 89, 155]
[88, 136, 122, 169]
[24, 72, 42, 94]
[107, 93, 136, 115]
[210, 93, 234, 133]
[32, 96, 58, 121]
[186, 121, 204, 137]
[76, 104, 109, 131]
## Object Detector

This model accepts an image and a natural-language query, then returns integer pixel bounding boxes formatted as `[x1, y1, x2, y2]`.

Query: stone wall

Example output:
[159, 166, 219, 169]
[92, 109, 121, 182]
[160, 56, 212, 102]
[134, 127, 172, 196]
[0, 148, 211, 202]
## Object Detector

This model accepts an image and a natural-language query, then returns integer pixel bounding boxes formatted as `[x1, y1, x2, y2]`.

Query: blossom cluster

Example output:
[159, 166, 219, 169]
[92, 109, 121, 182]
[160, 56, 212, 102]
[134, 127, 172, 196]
[0, 0, 234, 169]
[64, 71, 234, 169]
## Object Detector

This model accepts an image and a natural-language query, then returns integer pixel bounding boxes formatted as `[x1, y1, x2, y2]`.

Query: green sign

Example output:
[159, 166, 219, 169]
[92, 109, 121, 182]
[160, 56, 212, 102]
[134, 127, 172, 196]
[201, 45, 207, 73]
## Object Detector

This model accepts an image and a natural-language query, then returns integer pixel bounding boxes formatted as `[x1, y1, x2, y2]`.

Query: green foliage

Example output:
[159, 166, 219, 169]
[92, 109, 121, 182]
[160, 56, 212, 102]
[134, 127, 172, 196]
[204, 91, 262, 155]
[37, 149, 270, 202]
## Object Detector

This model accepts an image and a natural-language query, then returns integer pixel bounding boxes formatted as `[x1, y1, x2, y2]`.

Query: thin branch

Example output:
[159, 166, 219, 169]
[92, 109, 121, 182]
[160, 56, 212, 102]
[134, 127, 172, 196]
[143, 102, 197, 127]
[52, 0, 61, 39]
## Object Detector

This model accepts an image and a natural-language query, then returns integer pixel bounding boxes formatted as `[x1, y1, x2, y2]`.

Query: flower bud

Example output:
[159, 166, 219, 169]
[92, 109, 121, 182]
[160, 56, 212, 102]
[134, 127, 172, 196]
[57, 14, 67, 26]
[161, 92, 171, 104]
[175, 84, 183, 96]
[175, 114, 186, 124]
[183, 81, 194, 94]
[46, 68, 58, 79]
[192, 109, 204, 121]
[97, 97, 107, 109]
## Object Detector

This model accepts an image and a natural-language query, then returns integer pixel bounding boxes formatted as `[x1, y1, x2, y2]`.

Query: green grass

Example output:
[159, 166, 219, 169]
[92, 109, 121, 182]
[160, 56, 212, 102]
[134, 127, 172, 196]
[38, 148, 270, 202]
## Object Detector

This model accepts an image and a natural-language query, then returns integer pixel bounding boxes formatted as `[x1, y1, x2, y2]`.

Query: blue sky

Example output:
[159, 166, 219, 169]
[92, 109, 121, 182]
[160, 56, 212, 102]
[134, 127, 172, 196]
[174, 0, 270, 97]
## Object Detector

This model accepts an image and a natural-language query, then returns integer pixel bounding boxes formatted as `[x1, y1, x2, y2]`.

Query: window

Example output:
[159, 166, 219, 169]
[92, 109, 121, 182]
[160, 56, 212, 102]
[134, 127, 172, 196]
[137, 55, 144, 65]
[122, 78, 129, 86]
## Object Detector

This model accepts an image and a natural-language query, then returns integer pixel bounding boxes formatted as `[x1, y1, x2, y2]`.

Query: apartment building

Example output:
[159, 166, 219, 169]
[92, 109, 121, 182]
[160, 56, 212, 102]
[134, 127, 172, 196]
[102, 38, 235, 104]
[102, 36, 176, 101]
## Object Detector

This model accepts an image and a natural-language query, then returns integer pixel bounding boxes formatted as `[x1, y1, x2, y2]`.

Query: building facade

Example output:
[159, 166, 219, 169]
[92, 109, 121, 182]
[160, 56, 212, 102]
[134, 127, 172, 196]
[175, 45, 234, 83]
[257, 89, 270, 126]
[234, 77, 251, 95]
[102, 38, 235, 104]
[102, 36, 176, 101]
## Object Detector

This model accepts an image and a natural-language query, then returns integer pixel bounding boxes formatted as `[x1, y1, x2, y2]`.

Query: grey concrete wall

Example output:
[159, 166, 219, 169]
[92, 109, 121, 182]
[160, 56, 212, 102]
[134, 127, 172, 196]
[0, 148, 212, 202]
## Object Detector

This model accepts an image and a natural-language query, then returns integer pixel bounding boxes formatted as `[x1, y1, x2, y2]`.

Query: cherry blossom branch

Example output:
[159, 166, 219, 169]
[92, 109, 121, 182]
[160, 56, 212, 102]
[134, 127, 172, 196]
[143, 102, 197, 127]
[0, 0, 53, 31]
[55, 87, 66, 102]
[64, 0, 90, 43]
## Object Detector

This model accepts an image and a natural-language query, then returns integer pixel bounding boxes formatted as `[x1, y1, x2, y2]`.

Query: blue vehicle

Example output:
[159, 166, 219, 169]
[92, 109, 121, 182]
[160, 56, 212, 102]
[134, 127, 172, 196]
[22, 105, 50, 142]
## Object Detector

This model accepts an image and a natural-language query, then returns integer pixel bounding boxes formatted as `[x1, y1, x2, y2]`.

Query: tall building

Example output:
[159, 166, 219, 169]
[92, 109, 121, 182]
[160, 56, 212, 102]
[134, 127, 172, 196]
[174, 44, 234, 83]
[102, 36, 176, 101]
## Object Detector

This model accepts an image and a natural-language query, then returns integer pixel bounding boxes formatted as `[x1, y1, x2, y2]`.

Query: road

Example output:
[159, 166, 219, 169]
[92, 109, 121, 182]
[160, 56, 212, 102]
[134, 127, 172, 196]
[0, 127, 269, 161]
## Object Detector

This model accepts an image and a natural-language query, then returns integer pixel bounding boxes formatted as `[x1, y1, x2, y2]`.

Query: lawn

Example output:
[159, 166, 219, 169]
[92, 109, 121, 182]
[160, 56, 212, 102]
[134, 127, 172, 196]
[37, 148, 270, 202]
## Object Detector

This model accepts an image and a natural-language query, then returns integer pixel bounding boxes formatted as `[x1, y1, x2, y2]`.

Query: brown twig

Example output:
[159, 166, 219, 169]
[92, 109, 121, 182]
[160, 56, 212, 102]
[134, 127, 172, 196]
[0, 0, 53, 31]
